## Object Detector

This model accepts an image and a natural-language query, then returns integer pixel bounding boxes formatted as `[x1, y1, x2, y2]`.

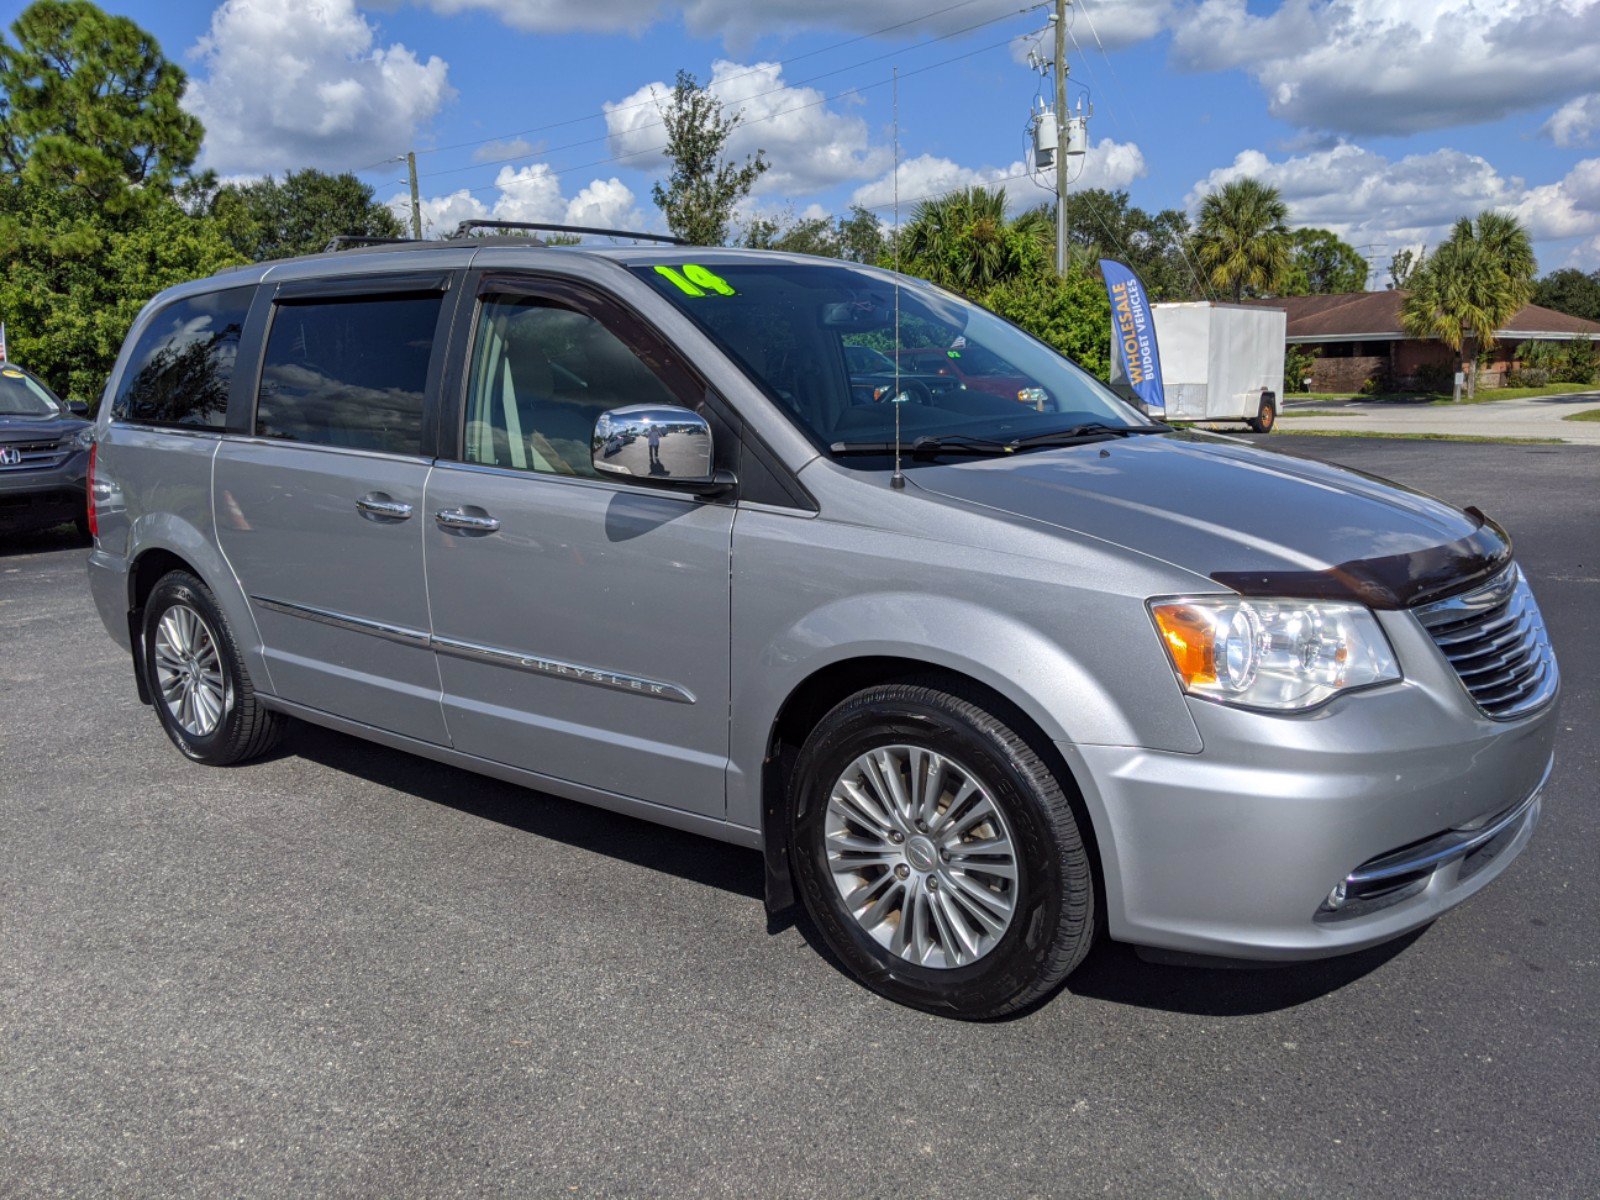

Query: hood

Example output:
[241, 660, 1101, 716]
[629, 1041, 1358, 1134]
[909, 432, 1509, 609]
[0, 412, 89, 443]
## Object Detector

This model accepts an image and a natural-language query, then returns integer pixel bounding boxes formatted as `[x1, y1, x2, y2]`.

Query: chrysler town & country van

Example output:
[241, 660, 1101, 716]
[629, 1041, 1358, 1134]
[84, 232, 1559, 1017]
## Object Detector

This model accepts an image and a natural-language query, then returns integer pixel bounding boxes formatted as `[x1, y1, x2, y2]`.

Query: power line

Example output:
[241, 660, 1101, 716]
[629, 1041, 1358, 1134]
[354, 0, 1037, 175]
[421, 4, 1044, 187]
[451, 34, 1025, 201]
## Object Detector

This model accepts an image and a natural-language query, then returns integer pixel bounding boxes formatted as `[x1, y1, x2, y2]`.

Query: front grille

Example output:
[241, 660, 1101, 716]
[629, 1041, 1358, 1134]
[0, 439, 71, 472]
[1415, 565, 1558, 720]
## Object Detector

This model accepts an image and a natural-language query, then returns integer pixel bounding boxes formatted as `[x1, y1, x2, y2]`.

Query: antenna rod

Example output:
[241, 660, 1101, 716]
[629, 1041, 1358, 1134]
[1054, 0, 1070, 276]
[891, 65, 906, 492]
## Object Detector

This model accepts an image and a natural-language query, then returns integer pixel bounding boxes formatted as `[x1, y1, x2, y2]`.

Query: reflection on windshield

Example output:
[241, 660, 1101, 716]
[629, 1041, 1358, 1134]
[0, 368, 62, 418]
[632, 261, 1151, 461]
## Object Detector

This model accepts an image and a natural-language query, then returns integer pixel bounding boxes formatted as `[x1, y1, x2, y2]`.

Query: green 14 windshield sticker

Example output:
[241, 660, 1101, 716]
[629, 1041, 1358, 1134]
[654, 264, 737, 297]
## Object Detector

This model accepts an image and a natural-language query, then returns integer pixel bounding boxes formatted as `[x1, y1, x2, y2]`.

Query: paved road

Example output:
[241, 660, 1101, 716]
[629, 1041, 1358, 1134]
[2, 436, 1596, 1197]
[1277, 390, 1600, 444]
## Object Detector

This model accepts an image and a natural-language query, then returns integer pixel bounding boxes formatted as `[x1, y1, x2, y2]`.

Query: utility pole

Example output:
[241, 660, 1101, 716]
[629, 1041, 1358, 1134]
[405, 151, 423, 240]
[1054, 0, 1070, 276]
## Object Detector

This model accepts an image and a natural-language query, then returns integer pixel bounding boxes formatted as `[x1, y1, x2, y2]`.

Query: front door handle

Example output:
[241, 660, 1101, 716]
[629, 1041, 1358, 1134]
[435, 507, 501, 535]
[356, 492, 413, 521]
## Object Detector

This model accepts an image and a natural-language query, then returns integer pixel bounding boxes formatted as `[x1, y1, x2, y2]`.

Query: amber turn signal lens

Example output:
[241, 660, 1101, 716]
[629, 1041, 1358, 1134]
[1151, 602, 1217, 687]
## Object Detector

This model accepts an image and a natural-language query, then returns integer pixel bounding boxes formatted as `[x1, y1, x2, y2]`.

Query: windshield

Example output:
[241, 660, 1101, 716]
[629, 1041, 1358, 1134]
[0, 367, 62, 418]
[631, 261, 1153, 459]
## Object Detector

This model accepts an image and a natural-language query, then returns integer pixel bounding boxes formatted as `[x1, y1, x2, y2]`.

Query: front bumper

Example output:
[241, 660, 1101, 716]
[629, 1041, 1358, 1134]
[1061, 607, 1559, 961]
[0, 446, 88, 527]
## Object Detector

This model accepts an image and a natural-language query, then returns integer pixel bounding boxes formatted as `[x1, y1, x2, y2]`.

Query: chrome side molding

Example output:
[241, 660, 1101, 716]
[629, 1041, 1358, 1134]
[431, 635, 695, 704]
[250, 595, 694, 704]
[251, 596, 431, 648]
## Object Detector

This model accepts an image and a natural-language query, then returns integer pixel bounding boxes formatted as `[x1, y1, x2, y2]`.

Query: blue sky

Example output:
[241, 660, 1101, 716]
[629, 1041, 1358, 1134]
[97, 0, 1600, 278]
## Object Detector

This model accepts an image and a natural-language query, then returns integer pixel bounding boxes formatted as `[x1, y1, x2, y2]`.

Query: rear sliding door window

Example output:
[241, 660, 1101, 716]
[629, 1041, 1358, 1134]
[111, 287, 254, 428]
[255, 294, 442, 455]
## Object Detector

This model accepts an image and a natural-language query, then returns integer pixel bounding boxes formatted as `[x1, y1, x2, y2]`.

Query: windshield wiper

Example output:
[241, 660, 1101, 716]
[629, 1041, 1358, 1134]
[829, 423, 1165, 459]
[1009, 422, 1162, 447]
[828, 434, 1013, 457]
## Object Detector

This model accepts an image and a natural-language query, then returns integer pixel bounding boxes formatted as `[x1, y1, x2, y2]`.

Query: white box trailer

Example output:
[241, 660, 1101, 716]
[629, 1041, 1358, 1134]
[1114, 302, 1287, 431]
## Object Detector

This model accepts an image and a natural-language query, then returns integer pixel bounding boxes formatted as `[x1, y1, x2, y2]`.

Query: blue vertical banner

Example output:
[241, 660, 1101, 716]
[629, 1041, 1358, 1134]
[1099, 259, 1165, 414]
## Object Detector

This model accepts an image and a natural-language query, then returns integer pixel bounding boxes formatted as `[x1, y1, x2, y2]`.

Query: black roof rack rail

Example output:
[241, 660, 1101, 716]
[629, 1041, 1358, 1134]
[449, 219, 689, 246]
[324, 235, 426, 252]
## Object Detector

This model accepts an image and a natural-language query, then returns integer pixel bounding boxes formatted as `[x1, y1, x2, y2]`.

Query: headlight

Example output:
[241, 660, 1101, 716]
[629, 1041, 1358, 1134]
[1149, 596, 1400, 711]
[68, 427, 94, 451]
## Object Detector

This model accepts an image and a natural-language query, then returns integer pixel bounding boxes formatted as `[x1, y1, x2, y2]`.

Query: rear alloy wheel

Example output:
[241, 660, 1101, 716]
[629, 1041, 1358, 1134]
[1248, 392, 1277, 433]
[143, 570, 283, 766]
[790, 682, 1095, 1018]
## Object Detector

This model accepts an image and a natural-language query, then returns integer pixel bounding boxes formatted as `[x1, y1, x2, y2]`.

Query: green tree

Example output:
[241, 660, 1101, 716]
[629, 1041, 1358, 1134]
[1283, 227, 1369, 294]
[837, 205, 885, 264]
[897, 186, 1050, 294]
[1193, 177, 1291, 303]
[0, 179, 243, 399]
[978, 268, 1111, 379]
[1400, 237, 1520, 399]
[1387, 248, 1419, 290]
[1064, 187, 1198, 300]
[651, 69, 768, 246]
[1449, 210, 1536, 311]
[214, 169, 405, 261]
[1531, 267, 1600, 321]
[0, 0, 202, 203]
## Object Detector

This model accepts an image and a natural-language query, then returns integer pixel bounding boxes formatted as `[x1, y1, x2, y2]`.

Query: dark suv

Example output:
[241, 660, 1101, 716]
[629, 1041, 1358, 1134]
[0, 363, 93, 536]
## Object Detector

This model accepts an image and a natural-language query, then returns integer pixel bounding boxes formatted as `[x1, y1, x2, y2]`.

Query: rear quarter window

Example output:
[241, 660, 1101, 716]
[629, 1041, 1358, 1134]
[112, 287, 254, 428]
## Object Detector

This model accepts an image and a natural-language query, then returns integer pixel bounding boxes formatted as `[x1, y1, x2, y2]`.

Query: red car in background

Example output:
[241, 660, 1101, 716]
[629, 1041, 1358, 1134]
[896, 341, 1053, 410]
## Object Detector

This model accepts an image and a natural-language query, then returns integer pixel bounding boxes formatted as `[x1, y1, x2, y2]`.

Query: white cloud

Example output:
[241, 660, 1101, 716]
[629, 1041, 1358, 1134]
[184, 0, 452, 176]
[1542, 94, 1600, 147]
[849, 138, 1147, 215]
[604, 60, 890, 195]
[473, 137, 537, 163]
[1187, 143, 1600, 269]
[1170, 0, 1600, 136]
[398, 164, 648, 238]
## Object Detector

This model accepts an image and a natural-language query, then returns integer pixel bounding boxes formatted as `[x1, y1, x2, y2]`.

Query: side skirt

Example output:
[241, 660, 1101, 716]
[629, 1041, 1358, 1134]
[256, 693, 763, 852]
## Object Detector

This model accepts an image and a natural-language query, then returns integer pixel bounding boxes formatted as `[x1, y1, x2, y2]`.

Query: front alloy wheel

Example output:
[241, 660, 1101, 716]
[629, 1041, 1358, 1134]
[791, 681, 1096, 1018]
[826, 745, 1019, 969]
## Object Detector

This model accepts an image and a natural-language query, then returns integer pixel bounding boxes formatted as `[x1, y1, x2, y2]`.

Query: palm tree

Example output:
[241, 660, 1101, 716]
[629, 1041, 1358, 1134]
[898, 187, 1049, 293]
[1193, 178, 1292, 303]
[1404, 211, 1536, 398]
[1400, 239, 1518, 399]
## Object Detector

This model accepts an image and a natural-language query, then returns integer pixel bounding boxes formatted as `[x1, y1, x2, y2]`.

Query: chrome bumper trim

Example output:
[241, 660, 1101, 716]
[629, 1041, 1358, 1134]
[1345, 759, 1552, 888]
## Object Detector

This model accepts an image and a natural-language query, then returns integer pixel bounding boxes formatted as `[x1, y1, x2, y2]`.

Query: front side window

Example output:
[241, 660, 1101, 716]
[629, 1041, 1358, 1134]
[112, 287, 253, 428]
[632, 261, 1154, 460]
[256, 294, 441, 455]
[462, 293, 684, 477]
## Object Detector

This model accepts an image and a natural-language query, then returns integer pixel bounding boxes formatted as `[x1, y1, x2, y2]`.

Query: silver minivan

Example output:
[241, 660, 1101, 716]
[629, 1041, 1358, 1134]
[86, 232, 1560, 1017]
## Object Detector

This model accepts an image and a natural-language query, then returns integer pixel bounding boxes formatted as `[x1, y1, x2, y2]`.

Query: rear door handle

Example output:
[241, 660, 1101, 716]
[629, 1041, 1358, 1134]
[435, 507, 501, 534]
[356, 493, 413, 521]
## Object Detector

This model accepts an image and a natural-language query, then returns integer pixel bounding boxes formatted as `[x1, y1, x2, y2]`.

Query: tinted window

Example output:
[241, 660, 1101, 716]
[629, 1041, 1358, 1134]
[632, 262, 1153, 456]
[462, 294, 684, 477]
[112, 287, 253, 428]
[256, 294, 441, 455]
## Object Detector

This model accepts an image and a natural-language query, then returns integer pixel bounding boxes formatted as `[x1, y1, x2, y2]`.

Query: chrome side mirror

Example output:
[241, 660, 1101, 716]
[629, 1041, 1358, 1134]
[592, 405, 730, 494]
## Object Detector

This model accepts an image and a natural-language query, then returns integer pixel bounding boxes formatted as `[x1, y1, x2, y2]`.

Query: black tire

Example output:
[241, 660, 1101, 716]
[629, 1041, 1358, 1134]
[142, 570, 283, 766]
[1247, 392, 1277, 433]
[789, 681, 1095, 1019]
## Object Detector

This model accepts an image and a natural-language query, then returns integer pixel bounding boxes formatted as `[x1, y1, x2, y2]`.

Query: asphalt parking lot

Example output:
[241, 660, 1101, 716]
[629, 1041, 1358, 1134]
[2, 434, 1596, 1197]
